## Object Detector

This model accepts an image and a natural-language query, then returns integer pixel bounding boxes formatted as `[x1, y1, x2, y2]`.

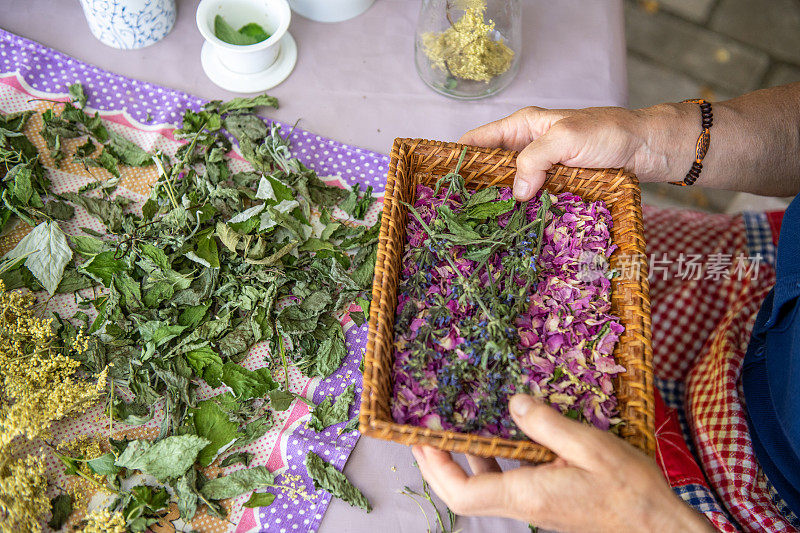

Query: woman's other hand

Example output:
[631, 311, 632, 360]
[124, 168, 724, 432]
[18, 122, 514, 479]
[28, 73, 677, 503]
[412, 394, 714, 533]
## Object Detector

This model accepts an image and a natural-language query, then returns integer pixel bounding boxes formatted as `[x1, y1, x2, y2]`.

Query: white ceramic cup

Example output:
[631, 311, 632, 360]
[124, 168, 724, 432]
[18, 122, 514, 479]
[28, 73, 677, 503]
[288, 0, 375, 23]
[79, 0, 176, 49]
[196, 0, 291, 75]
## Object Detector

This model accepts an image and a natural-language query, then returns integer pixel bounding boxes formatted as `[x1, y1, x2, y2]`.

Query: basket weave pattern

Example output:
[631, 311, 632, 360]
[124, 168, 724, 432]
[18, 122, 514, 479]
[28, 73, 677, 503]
[359, 139, 655, 462]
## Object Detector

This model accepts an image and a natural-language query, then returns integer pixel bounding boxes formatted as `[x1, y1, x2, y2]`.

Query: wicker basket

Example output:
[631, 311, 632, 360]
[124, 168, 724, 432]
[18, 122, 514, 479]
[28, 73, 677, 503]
[359, 138, 655, 462]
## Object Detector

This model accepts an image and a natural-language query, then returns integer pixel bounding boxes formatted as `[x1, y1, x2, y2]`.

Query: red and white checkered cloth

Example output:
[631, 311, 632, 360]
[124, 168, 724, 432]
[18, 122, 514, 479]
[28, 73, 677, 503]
[644, 205, 798, 532]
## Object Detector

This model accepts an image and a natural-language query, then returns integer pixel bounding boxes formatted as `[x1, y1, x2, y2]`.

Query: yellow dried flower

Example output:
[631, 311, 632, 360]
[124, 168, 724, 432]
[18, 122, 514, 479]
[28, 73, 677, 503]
[277, 473, 316, 501]
[0, 455, 50, 533]
[422, 3, 514, 82]
[73, 328, 90, 354]
[450, 0, 484, 10]
[0, 281, 109, 531]
[80, 508, 126, 533]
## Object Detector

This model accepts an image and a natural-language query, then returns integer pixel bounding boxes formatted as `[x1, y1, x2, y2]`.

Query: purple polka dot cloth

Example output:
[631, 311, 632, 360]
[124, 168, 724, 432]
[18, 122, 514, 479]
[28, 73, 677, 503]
[0, 28, 390, 533]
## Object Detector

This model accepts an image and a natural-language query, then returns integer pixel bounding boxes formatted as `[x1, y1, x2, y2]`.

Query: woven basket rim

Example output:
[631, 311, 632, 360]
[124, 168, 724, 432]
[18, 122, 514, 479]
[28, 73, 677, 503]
[359, 138, 655, 462]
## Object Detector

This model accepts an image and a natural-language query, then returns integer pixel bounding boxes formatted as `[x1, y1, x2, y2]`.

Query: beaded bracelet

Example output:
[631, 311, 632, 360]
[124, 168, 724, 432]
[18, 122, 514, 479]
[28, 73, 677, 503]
[671, 99, 712, 186]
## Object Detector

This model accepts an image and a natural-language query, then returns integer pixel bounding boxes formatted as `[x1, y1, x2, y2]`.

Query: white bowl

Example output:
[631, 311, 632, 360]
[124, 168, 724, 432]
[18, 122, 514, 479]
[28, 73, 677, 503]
[196, 0, 291, 74]
[288, 0, 374, 23]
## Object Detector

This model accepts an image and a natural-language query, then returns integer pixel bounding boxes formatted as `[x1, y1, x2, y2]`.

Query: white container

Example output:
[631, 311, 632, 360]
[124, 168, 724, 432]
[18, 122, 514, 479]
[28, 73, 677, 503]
[288, 0, 375, 23]
[196, 0, 298, 92]
[79, 0, 176, 49]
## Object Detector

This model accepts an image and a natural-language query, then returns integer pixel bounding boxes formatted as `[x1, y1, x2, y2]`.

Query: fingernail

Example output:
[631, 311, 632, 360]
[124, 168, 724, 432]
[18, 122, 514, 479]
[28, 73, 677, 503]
[510, 394, 535, 417]
[513, 179, 532, 199]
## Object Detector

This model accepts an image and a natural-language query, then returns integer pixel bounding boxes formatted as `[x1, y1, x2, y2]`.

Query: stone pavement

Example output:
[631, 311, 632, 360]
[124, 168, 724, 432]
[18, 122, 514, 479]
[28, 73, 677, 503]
[624, 0, 800, 212]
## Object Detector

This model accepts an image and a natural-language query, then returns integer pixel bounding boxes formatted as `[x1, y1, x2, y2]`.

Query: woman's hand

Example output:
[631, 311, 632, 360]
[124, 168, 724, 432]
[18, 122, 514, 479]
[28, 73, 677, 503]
[412, 394, 713, 533]
[460, 83, 800, 199]
[459, 105, 696, 201]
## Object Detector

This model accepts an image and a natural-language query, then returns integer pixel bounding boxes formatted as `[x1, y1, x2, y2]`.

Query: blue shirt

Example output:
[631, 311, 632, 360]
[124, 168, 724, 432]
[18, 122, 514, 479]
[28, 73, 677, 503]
[742, 193, 800, 517]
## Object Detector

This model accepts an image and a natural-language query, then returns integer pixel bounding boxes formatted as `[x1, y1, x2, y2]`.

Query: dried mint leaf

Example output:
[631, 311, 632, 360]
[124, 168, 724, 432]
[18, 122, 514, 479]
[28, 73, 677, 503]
[185, 346, 224, 388]
[115, 435, 209, 481]
[306, 451, 371, 512]
[200, 465, 275, 500]
[190, 398, 241, 467]
[206, 94, 279, 114]
[60, 191, 125, 233]
[220, 451, 253, 468]
[174, 469, 199, 522]
[233, 411, 274, 447]
[68, 83, 87, 108]
[308, 384, 355, 432]
[220, 362, 278, 400]
[47, 493, 73, 530]
[243, 492, 276, 508]
[87, 452, 121, 476]
[3, 220, 72, 294]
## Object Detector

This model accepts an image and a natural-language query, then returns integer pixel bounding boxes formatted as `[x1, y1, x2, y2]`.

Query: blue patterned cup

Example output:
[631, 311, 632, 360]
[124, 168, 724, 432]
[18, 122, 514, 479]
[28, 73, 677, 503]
[79, 0, 177, 50]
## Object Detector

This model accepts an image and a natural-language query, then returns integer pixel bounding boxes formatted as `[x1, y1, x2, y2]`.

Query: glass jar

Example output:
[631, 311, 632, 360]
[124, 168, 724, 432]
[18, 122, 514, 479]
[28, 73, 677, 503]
[415, 0, 521, 100]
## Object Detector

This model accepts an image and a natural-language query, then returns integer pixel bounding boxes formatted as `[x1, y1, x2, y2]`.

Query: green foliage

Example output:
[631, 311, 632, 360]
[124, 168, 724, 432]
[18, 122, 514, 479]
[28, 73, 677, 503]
[243, 492, 276, 508]
[190, 399, 241, 467]
[306, 451, 371, 511]
[0, 109, 48, 229]
[214, 15, 270, 45]
[3, 84, 380, 528]
[3, 220, 72, 294]
[47, 494, 73, 530]
[308, 384, 355, 431]
[114, 435, 209, 481]
[200, 466, 275, 500]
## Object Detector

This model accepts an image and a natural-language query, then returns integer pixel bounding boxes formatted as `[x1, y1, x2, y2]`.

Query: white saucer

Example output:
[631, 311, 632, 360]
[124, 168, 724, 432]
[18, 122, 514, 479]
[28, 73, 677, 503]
[200, 32, 297, 93]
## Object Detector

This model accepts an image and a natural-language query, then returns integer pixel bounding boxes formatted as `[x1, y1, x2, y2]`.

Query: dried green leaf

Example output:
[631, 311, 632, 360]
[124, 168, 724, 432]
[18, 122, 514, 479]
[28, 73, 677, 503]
[79, 250, 123, 287]
[310, 321, 347, 378]
[47, 493, 73, 530]
[243, 492, 276, 508]
[43, 200, 75, 220]
[462, 198, 515, 219]
[68, 83, 87, 107]
[115, 435, 209, 481]
[3, 220, 72, 294]
[61, 191, 125, 232]
[221, 363, 278, 400]
[306, 451, 371, 512]
[107, 131, 153, 167]
[190, 398, 241, 467]
[308, 384, 355, 432]
[201, 466, 275, 500]
[220, 451, 253, 468]
[175, 469, 199, 522]
[207, 94, 279, 114]
[185, 345, 224, 388]
[87, 452, 121, 476]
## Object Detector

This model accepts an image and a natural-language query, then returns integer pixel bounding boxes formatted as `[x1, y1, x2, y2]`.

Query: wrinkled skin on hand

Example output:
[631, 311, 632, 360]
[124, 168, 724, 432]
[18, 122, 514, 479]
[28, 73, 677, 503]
[413, 395, 714, 533]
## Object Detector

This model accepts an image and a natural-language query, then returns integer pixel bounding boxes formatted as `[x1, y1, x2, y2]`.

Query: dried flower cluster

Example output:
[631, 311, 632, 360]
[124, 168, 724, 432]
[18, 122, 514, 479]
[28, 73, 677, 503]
[0, 280, 107, 532]
[392, 180, 625, 439]
[422, 2, 514, 82]
[0, 455, 50, 533]
[81, 508, 127, 533]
